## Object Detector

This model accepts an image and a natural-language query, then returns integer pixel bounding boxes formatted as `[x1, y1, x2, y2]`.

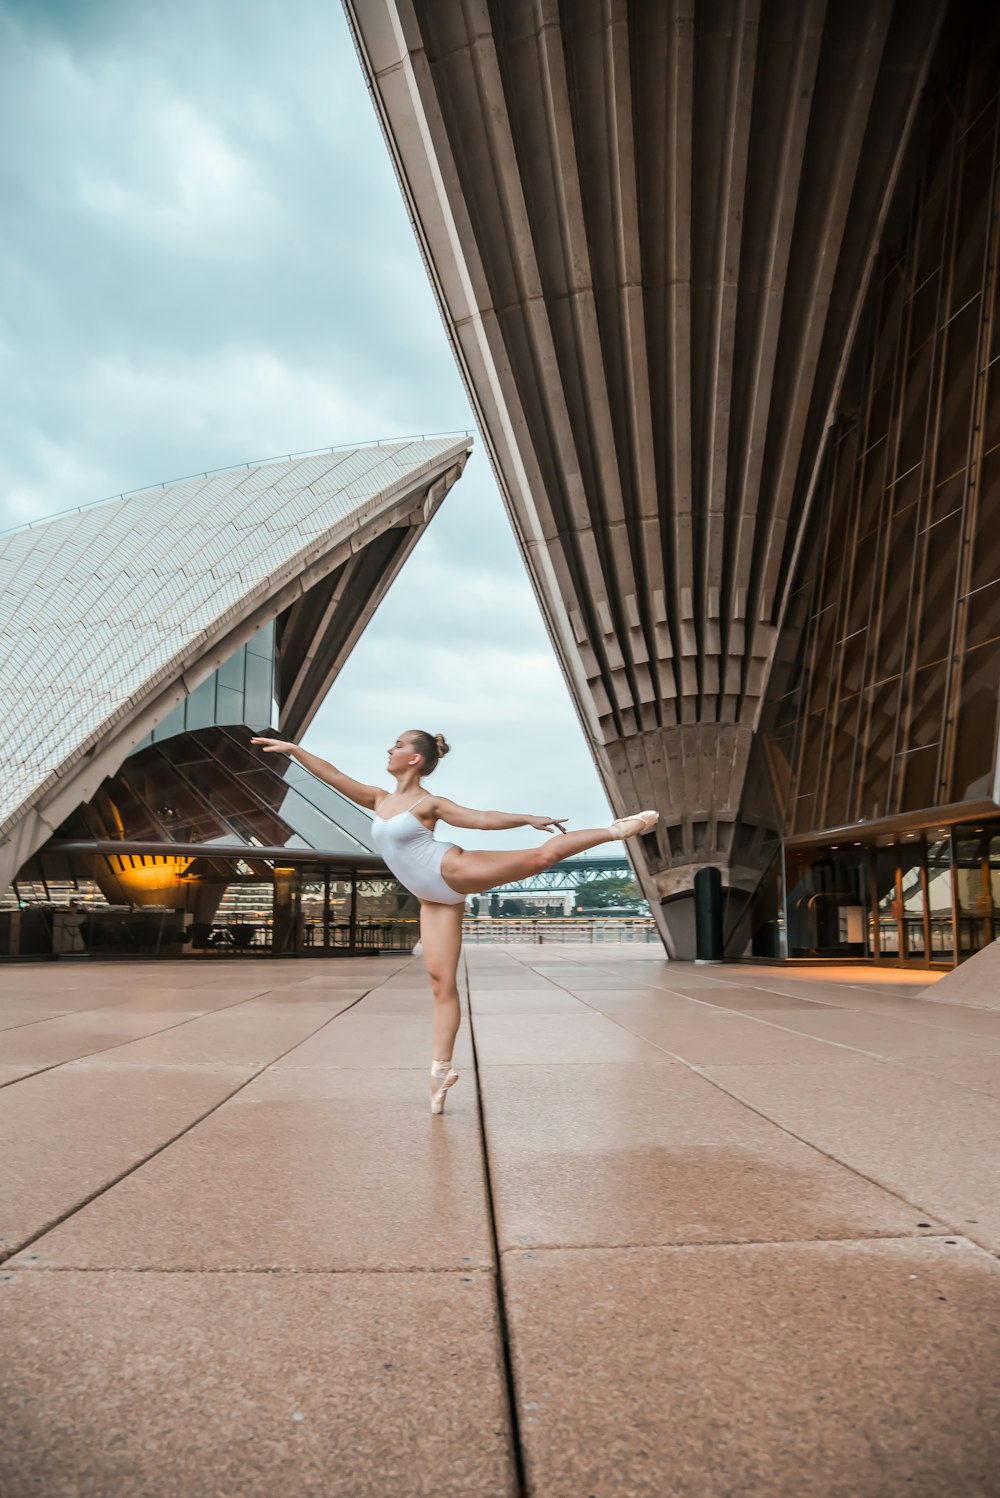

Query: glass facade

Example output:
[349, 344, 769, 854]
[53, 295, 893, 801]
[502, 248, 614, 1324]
[132, 622, 277, 751]
[788, 57, 1000, 833]
[1, 726, 420, 959]
[785, 820, 1000, 965]
[723, 35, 1000, 967]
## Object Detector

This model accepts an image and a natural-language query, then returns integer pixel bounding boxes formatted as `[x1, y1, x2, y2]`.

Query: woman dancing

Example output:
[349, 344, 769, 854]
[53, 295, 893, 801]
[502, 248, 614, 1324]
[251, 730, 657, 1112]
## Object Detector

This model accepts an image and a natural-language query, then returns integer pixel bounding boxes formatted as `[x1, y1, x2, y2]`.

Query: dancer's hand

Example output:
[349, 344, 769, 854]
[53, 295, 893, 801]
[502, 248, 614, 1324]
[529, 816, 568, 834]
[251, 736, 298, 754]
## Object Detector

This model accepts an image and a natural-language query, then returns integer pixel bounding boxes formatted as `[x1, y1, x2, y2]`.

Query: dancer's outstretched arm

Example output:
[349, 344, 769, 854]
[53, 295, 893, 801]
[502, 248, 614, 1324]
[430, 797, 567, 835]
[250, 737, 382, 811]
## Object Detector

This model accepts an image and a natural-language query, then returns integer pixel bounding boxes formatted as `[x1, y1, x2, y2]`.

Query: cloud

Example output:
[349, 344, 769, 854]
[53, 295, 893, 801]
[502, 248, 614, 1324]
[77, 98, 281, 253]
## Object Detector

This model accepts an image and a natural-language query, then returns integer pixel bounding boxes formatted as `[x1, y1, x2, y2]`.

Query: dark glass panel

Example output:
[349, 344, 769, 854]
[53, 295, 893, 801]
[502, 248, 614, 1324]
[926, 834, 954, 962]
[935, 299, 980, 479]
[970, 445, 1000, 592]
[874, 845, 900, 959]
[896, 745, 938, 814]
[874, 506, 915, 680]
[790, 709, 825, 834]
[785, 847, 872, 959]
[954, 832, 990, 957]
[821, 694, 861, 826]
[951, 642, 1000, 801]
[915, 508, 961, 665]
[858, 675, 901, 820]
[899, 837, 926, 961]
[963, 578, 1000, 652]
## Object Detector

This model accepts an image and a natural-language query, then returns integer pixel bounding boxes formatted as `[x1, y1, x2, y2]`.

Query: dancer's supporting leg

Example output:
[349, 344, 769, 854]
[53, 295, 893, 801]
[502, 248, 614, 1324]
[441, 814, 653, 897]
[419, 899, 464, 1111]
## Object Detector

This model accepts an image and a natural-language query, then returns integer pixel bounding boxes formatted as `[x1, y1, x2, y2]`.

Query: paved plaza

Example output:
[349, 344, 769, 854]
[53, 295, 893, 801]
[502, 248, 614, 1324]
[2, 946, 999, 1496]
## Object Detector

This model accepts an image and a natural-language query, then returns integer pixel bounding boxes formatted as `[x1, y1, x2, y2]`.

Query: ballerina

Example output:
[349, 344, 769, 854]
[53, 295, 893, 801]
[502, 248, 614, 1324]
[251, 729, 657, 1113]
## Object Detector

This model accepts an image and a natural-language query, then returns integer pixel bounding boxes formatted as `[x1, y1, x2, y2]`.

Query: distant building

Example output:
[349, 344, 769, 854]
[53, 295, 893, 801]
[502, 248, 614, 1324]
[0, 439, 470, 957]
[346, 0, 1000, 967]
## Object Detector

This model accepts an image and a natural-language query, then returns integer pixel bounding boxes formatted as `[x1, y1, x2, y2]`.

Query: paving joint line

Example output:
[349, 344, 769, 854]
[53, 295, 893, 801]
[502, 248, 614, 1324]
[463, 956, 529, 1498]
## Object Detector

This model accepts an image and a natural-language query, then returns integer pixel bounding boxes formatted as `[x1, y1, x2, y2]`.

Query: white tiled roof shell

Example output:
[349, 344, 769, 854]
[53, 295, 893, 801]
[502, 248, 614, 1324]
[0, 438, 465, 840]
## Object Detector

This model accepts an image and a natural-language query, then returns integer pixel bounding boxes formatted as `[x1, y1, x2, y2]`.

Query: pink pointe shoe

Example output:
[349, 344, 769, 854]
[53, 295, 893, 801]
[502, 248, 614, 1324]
[430, 1059, 459, 1114]
[608, 809, 659, 839]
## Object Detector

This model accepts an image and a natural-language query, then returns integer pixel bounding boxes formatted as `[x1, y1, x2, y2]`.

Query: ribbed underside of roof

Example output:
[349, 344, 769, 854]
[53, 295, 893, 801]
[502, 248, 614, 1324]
[346, 0, 947, 939]
[0, 438, 469, 887]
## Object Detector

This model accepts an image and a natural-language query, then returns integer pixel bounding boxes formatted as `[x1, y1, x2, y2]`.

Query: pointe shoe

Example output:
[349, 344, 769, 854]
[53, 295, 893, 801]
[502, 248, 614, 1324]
[430, 1059, 459, 1114]
[608, 809, 659, 839]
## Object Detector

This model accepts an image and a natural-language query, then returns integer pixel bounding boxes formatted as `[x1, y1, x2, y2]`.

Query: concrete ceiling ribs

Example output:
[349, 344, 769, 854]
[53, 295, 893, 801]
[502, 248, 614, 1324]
[345, 0, 946, 952]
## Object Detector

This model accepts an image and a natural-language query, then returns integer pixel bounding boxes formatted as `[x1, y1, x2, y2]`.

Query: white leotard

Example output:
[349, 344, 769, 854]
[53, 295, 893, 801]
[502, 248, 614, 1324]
[370, 795, 466, 906]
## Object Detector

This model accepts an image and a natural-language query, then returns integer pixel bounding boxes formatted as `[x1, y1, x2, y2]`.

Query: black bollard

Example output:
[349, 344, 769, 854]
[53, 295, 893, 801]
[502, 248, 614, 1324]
[694, 866, 724, 963]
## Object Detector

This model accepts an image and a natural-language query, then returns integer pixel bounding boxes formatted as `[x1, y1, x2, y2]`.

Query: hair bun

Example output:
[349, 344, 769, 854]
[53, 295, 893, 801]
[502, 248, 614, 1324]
[434, 733, 450, 758]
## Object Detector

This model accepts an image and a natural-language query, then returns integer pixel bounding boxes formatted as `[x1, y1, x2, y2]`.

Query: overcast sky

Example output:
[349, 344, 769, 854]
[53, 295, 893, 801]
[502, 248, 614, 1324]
[0, 0, 611, 848]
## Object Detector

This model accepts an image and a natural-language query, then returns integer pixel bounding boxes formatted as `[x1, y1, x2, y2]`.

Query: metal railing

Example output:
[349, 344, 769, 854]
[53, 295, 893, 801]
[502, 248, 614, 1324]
[461, 917, 658, 945]
[0, 430, 475, 536]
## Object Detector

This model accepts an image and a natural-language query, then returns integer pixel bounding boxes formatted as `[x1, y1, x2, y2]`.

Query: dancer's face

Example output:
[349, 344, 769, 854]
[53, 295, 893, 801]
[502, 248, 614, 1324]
[387, 734, 422, 775]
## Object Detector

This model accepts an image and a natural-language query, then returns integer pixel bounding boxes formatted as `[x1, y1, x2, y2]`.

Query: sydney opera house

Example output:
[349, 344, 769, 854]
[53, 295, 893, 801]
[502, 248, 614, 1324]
[345, 0, 1000, 967]
[0, 439, 470, 958]
[3, 0, 999, 972]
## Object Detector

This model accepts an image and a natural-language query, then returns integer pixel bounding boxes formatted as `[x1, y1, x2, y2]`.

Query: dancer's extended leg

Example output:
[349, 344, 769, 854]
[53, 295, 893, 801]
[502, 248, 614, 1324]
[441, 817, 649, 897]
[419, 899, 464, 1112]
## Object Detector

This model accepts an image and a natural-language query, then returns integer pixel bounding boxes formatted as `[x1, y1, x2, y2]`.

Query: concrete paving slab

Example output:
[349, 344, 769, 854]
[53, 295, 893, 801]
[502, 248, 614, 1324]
[0, 1065, 40, 1086]
[470, 1012, 675, 1066]
[611, 1008, 846, 1063]
[568, 988, 700, 1012]
[356, 990, 470, 1015]
[502, 1238, 1000, 1498]
[0, 1062, 252, 1254]
[270, 1014, 474, 1070]
[751, 1007, 1000, 1058]
[458, 989, 586, 1014]
[0, 1008, 211, 1067]
[669, 985, 840, 1012]
[704, 1056, 1000, 1249]
[296, 974, 388, 989]
[0, 1268, 514, 1498]
[802, 994, 1000, 1037]
[247, 986, 368, 1004]
[461, 976, 564, 991]
[892, 1053, 1000, 1098]
[70, 1000, 352, 1067]
[12, 1067, 491, 1272]
[0, 1006, 73, 1031]
[479, 1064, 937, 1251]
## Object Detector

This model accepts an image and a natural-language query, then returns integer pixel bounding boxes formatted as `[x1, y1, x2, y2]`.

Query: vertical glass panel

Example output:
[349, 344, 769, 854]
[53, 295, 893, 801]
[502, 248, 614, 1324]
[785, 847, 872, 959]
[926, 834, 954, 963]
[184, 677, 216, 731]
[244, 649, 274, 727]
[874, 847, 900, 961]
[217, 647, 247, 693]
[215, 684, 246, 726]
[951, 642, 1000, 801]
[954, 833, 990, 958]
[899, 837, 926, 962]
